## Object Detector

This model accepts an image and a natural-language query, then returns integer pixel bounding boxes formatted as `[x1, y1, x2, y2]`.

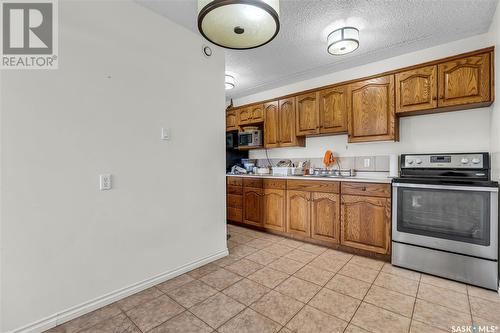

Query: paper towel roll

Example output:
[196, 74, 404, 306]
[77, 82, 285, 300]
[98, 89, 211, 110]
[389, 154, 399, 177]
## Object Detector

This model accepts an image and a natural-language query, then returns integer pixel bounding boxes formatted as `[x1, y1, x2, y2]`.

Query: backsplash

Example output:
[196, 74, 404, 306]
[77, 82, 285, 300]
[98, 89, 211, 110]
[255, 155, 394, 172]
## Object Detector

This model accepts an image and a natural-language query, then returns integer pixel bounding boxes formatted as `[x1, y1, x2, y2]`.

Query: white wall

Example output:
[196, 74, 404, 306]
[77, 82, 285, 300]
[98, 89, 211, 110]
[234, 30, 497, 167]
[0, 1, 226, 332]
[489, 5, 500, 180]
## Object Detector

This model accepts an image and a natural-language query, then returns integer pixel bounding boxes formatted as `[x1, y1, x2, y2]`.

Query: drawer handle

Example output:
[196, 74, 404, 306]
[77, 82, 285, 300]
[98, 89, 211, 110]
[361, 187, 367, 191]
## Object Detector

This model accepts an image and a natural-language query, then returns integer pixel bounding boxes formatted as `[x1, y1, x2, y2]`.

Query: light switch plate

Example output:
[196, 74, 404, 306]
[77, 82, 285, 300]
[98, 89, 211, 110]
[161, 128, 170, 140]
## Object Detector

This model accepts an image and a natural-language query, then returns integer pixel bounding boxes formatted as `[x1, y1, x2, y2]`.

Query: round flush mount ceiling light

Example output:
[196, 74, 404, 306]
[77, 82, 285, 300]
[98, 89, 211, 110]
[327, 27, 359, 55]
[225, 74, 236, 90]
[198, 0, 280, 50]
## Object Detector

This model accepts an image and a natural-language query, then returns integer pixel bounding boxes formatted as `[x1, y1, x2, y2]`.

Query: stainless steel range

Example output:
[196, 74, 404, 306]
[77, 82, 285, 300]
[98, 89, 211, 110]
[392, 152, 499, 290]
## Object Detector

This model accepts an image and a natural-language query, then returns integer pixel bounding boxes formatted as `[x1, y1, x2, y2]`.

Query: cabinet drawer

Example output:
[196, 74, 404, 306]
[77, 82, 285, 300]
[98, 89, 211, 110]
[227, 177, 243, 186]
[287, 180, 339, 193]
[227, 207, 242, 222]
[227, 194, 242, 208]
[243, 178, 263, 188]
[341, 182, 390, 198]
[227, 185, 243, 195]
[263, 179, 286, 189]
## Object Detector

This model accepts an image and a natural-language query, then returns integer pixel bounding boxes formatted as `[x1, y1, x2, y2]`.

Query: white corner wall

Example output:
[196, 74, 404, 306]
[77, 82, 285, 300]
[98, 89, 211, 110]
[489, 4, 500, 180]
[0, 1, 226, 332]
[234, 29, 497, 166]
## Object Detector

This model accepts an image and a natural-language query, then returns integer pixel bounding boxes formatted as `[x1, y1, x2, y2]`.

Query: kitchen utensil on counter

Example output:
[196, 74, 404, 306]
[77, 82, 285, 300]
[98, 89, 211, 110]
[256, 167, 271, 175]
[230, 165, 247, 174]
[276, 160, 293, 167]
[241, 159, 257, 173]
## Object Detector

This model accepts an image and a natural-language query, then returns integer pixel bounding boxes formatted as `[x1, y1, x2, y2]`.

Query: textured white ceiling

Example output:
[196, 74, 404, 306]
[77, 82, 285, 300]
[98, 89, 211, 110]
[138, 0, 499, 99]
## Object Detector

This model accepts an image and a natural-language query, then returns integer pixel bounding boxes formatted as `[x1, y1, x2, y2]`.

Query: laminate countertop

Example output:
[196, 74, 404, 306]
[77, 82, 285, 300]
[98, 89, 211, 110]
[226, 173, 393, 184]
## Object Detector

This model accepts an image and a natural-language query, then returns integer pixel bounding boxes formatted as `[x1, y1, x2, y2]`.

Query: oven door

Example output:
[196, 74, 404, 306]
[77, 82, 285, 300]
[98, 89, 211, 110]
[392, 182, 498, 259]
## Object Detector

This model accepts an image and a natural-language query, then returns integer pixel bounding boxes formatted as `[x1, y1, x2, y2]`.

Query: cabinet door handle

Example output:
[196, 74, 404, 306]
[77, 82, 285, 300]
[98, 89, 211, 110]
[432, 96, 437, 101]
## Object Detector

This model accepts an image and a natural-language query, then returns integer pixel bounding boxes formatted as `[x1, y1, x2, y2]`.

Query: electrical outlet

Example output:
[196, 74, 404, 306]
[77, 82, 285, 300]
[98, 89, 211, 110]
[364, 158, 371, 168]
[100, 174, 112, 190]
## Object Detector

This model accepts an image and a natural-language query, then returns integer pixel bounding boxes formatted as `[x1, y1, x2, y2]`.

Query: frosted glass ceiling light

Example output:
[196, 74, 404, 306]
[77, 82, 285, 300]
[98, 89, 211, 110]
[225, 74, 236, 90]
[198, 0, 280, 50]
[327, 27, 359, 55]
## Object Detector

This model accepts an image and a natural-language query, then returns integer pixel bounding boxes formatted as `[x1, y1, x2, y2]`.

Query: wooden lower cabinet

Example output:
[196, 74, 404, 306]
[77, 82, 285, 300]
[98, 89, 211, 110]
[311, 192, 340, 244]
[227, 177, 243, 223]
[262, 188, 286, 232]
[243, 187, 263, 227]
[286, 190, 311, 237]
[228, 177, 392, 257]
[340, 194, 391, 254]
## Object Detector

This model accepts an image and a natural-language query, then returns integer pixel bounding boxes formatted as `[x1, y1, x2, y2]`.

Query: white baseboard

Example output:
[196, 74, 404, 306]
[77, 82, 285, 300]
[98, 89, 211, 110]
[5, 249, 229, 333]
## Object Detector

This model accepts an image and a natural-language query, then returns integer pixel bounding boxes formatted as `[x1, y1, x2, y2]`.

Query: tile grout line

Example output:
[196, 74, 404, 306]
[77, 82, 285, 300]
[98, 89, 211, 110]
[187, 244, 289, 332]
[276, 251, 355, 332]
[340, 255, 385, 332]
[407, 272, 422, 333]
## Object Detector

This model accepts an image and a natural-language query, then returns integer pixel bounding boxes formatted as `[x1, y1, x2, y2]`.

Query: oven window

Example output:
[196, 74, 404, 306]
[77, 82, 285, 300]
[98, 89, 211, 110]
[397, 187, 490, 245]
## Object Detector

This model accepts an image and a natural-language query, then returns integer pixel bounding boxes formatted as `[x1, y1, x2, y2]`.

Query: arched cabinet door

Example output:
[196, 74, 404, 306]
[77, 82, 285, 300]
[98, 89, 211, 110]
[238, 107, 252, 125]
[347, 75, 398, 143]
[226, 109, 238, 131]
[296, 92, 319, 136]
[319, 86, 348, 134]
[264, 101, 279, 148]
[340, 194, 390, 254]
[262, 188, 285, 232]
[396, 65, 437, 114]
[243, 188, 263, 227]
[438, 53, 490, 107]
[286, 190, 311, 237]
[278, 97, 297, 146]
[311, 192, 340, 245]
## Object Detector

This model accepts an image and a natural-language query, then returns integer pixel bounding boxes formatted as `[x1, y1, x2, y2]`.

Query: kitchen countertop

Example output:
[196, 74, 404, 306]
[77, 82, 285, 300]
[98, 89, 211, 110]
[226, 173, 393, 184]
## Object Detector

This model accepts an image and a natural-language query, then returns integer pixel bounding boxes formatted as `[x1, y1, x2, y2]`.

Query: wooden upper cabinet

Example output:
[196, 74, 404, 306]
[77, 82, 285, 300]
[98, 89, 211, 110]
[238, 107, 253, 125]
[264, 101, 280, 148]
[341, 194, 391, 254]
[243, 187, 263, 227]
[240, 104, 264, 125]
[396, 65, 437, 114]
[265, 98, 304, 148]
[278, 97, 298, 146]
[311, 192, 340, 245]
[296, 92, 319, 136]
[319, 86, 348, 134]
[438, 53, 491, 107]
[286, 190, 311, 237]
[250, 104, 264, 122]
[347, 75, 398, 143]
[262, 188, 286, 232]
[226, 109, 238, 131]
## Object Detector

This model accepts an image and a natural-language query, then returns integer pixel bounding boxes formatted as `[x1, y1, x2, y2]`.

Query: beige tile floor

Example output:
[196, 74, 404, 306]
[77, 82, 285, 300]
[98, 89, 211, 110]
[46, 224, 500, 333]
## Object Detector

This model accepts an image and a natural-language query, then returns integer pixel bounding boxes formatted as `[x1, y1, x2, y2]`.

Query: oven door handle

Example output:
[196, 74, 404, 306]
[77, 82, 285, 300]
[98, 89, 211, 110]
[392, 182, 499, 192]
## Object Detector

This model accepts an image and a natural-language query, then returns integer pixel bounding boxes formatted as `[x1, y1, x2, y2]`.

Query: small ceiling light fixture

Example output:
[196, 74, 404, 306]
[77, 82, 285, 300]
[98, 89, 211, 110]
[198, 0, 280, 50]
[327, 27, 359, 55]
[225, 74, 236, 90]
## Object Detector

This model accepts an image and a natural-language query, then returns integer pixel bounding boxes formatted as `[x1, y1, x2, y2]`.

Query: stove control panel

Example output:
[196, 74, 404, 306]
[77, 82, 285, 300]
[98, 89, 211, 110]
[402, 153, 485, 169]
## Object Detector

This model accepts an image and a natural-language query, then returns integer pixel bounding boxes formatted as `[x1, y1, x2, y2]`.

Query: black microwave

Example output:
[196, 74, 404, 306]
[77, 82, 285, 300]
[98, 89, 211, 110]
[226, 131, 238, 149]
